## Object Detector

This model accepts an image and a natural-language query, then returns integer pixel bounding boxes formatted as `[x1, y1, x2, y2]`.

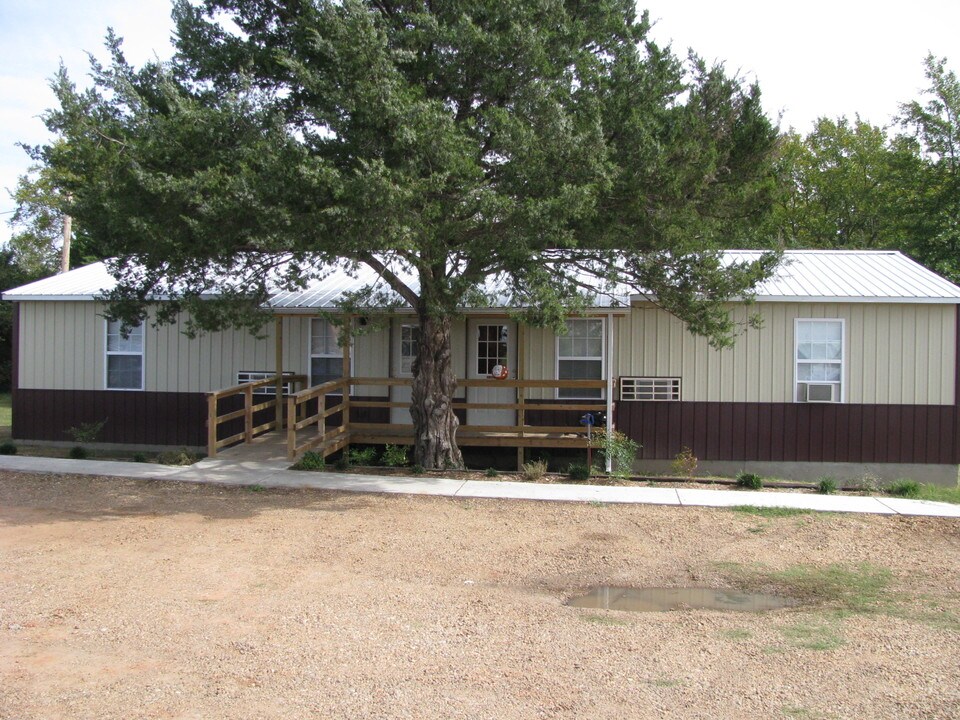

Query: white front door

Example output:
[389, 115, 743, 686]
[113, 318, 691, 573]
[467, 320, 517, 427]
[390, 320, 418, 426]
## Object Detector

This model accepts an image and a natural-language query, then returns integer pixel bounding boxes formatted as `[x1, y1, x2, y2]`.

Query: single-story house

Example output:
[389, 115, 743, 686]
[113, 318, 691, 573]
[5, 249, 960, 484]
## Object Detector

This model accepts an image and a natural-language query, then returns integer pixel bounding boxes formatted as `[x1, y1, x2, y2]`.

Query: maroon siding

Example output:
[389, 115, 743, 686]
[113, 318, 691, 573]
[614, 402, 960, 465]
[13, 389, 208, 446]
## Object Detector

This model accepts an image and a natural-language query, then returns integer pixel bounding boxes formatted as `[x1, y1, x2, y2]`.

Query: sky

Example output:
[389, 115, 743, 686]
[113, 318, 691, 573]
[1, 0, 958, 246]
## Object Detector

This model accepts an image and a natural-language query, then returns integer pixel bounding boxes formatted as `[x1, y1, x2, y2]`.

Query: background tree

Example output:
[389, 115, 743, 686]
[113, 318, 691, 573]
[39, 0, 780, 468]
[7, 164, 69, 276]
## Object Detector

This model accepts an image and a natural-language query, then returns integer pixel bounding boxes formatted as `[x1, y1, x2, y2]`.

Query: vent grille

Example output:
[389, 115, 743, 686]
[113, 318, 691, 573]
[620, 377, 681, 401]
[237, 371, 294, 396]
[797, 382, 838, 403]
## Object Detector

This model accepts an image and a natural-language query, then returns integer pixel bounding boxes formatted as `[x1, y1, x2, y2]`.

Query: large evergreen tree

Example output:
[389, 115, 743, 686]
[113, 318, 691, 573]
[39, 0, 779, 468]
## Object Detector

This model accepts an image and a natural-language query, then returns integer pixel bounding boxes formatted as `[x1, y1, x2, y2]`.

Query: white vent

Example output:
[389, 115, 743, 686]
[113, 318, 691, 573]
[238, 371, 294, 396]
[620, 377, 681, 401]
[797, 382, 838, 403]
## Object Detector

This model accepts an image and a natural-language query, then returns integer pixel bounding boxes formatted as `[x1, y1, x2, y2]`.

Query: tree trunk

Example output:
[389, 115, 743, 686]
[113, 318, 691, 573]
[410, 313, 464, 469]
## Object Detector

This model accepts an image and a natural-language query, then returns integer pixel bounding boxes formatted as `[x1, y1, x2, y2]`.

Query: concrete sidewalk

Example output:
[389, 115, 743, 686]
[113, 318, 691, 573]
[1, 453, 959, 518]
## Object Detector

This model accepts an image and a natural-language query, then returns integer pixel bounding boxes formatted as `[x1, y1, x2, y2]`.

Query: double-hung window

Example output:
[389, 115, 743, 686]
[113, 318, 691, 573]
[105, 319, 144, 390]
[795, 319, 844, 402]
[399, 324, 419, 376]
[310, 318, 343, 386]
[557, 318, 604, 399]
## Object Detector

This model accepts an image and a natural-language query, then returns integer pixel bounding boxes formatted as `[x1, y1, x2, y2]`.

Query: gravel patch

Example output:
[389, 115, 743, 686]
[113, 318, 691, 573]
[1, 471, 959, 719]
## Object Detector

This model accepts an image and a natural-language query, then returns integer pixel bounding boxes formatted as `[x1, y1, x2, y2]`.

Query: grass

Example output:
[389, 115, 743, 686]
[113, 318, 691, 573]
[732, 505, 812, 518]
[0, 392, 10, 429]
[912, 483, 960, 504]
[779, 620, 845, 651]
[719, 628, 753, 641]
[581, 613, 628, 627]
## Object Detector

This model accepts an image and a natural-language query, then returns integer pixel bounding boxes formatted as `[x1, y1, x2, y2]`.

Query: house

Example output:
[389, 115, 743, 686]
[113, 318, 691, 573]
[5, 250, 960, 485]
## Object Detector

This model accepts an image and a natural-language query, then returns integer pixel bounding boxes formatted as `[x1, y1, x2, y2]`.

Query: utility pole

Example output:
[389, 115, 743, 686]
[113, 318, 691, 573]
[60, 213, 72, 273]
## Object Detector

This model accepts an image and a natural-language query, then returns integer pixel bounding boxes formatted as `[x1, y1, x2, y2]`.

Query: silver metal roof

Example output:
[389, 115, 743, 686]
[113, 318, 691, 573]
[5, 250, 960, 306]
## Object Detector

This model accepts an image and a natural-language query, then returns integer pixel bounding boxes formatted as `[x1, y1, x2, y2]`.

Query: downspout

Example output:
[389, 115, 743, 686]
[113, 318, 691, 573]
[606, 311, 615, 474]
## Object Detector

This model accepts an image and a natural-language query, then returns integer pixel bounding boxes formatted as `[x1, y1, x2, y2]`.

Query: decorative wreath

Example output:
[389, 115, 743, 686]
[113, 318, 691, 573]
[490, 364, 509, 380]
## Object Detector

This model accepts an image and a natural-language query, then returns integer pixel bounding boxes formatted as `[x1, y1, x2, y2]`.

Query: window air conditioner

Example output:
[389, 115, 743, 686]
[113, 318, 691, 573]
[798, 382, 837, 403]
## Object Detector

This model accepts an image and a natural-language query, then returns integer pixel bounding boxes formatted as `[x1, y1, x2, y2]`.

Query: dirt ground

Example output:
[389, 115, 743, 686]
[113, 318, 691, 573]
[1, 472, 959, 720]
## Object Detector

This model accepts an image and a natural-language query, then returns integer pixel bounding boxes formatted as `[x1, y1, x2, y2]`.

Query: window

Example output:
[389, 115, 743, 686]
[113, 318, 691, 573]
[237, 371, 294, 396]
[557, 318, 604, 399]
[795, 319, 844, 402]
[620, 377, 680, 401]
[476, 324, 509, 376]
[399, 324, 419, 375]
[310, 318, 343, 386]
[106, 319, 144, 390]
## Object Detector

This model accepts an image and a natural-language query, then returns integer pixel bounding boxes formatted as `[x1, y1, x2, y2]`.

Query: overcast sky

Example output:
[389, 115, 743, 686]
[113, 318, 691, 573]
[1, 0, 958, 245]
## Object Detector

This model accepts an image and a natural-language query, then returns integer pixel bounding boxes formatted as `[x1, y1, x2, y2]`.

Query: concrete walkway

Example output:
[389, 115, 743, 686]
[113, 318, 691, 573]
[1, 440, 959, 518]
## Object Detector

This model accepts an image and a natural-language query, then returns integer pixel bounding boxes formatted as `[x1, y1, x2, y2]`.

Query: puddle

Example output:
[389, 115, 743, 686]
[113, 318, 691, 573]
[567, 586, 797, 613]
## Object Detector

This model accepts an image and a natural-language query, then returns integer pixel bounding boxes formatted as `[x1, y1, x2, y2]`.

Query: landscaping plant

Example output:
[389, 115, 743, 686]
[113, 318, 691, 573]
[735, 471, 764, 490]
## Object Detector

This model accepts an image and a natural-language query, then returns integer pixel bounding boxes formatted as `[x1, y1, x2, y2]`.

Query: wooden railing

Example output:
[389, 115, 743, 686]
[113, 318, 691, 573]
[206, 374, 307, 457]
[284, 376, 609, 460]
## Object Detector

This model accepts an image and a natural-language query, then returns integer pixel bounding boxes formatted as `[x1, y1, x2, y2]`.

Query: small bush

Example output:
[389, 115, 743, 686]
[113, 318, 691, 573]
[66, 418, 107, 444]
[0, 442, 17, 455]
[484, 467, 498, 478]
[886, 479, 921, 498]
[816, 476, 837, 495]
[380, 444, 409, 467]
[672, 446, 698, 476]
[347, 446, 378, 466]
[410, 464, 425, 475]
[853, 472, 882, 493]
[735, 471, 763, 490]
[292, 451, 325, 471]
[568, 462, 591, 482]
[132, 452, 148, 463]
[591, 428, 639, 478]
[69, 445, 88, 460]
[157, 449, 199, 466]
[521, 459, 548, 481]
[334, 455, 350, 471]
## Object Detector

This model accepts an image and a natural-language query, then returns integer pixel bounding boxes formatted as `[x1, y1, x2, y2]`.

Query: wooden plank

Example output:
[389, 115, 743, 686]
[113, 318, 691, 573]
[275, 316, 284, 429]
[207, 393, 218, 457]
[243, 384, 254, 444]
[287, 395, 297, 459]
[215, 431, 245, 449]
[217, 408, 247, 424]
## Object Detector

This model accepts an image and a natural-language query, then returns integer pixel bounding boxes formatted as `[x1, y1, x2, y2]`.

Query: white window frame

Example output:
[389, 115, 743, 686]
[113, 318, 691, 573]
[555, 317, 605, 400]
[398, 323, 419, 377]
[309, 318, 345, 388]
[104, 318, 144, 391]
[794, 318, 845, 403]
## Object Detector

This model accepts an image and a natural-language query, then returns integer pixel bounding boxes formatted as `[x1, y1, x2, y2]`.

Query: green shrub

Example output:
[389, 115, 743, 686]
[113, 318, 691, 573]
[567, 462, 591, 482]
[334, 455, 350, 471]
[157, 449, 199, 466]
[410, 464, 425, 475]
[735, 471, 763, 490]
[521, 459, 548, 481]
[69, 445, 88, 460]
[816, 476, 837, 494]
[886, 479, 921, 498]
[380, 444, 409, 467]
[347, 446, 378, 466]
[0, 441, 17, 455]
[672, 446, 698, 476]
[591, 428, 639, 478]
[132, 452, 148, 463]
[484, 467, 499, 478]
[292, 451, 325, 471]
[66, 419, 107, 444]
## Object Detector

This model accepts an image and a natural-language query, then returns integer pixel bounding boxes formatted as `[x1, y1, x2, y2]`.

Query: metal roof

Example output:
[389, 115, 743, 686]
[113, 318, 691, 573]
[5, 250, 960, 306]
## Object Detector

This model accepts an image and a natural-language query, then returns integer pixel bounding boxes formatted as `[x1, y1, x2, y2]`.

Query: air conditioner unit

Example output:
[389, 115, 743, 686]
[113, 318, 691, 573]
[798, 382, 837, 403]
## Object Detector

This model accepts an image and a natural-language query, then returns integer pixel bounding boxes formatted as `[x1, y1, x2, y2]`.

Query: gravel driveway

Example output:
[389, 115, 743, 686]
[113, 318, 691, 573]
[1, 472, 958, 719]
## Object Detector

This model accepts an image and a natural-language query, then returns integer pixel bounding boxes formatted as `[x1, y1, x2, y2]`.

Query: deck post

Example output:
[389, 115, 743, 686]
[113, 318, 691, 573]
[342, 315, 352, 454]
[275, 315, 284, 430]
[207, 393, 218, 458]
[286, 395, 297, 459]
[606, 312, 615, 474]
[516, 323, 526, 470]
[244, 384, 254, 443]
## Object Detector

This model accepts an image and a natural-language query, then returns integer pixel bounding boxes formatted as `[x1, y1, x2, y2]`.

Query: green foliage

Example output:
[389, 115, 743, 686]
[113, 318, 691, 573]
[886, 479, 921, 498]
[65, 418, 107, 444]
[0, 252, 48, 392]
[671, 446, 698, 476]
[911, 483, 960, 505]
[69, 445, 88, 460]
[334, 455, 350, 471]
[591, 428, 639, 478]
[567, 462, 591, 482]
[0, 441, 18, 455]
[521, 459, 549, 482]
[347, 446, 378, 466]
[769, 564, 892, 613]
[132, 451, 147, 463]
[735, 471, 763, 490]
[292, 451, 326, 471]
[409, 464, 425, 475]
[731, 505, 810, 518]
[484, 467, 498, 478]
[157, 449, 199, 466]
[779, 621, 845, 651]
[380, 444, 408, 467]
[816, 477, 837, 495]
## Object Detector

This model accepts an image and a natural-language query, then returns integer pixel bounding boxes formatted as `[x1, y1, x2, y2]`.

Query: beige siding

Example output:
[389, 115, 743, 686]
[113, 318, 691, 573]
[617, 302, 956, 405]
